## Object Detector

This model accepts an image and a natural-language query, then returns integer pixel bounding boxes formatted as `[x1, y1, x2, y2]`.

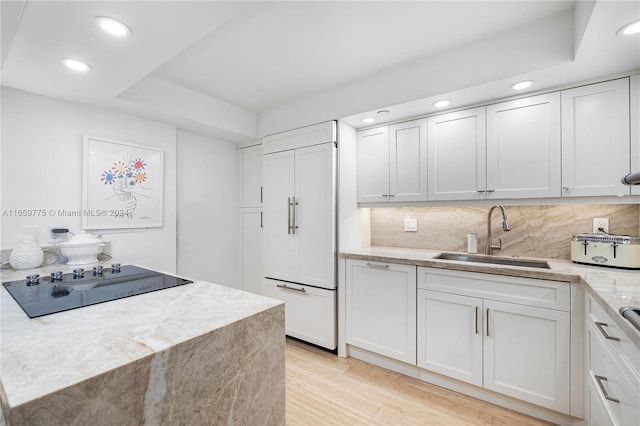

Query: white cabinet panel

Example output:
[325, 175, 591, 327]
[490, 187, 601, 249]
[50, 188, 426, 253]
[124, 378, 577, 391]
[357, 119, 427, 203]
[483, 299, 570, 413]
[427, 107, 486, 200]
[417, 290, 482, 386]
[389, 119, 428, 201]
[346, 260, 416, 364]
[239, 208, 262, 295]
[561, 78, 630, 197]
[631, 75, 640, 196]
[357, 126, 389, 203]
[294, 144, 336, 288]
[263, 150, 295, 281]
[263, 278, 336, 349]
[238, 145, 263, 208]
[487, 92, 561, 198]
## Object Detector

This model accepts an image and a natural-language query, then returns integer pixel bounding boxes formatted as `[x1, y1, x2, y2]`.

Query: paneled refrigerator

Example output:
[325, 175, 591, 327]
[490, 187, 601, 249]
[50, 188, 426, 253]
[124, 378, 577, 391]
[261, 121, 337, 350]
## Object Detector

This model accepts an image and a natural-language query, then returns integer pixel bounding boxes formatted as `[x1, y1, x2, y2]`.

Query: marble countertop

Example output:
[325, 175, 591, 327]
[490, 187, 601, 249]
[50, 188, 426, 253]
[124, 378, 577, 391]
[0, 262, 283, 412]
[340, 247, 640, 347]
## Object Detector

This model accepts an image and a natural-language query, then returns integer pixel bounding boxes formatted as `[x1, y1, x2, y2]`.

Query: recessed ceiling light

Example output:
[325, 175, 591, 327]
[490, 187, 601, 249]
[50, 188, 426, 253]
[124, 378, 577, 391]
[61, 58, 92, 72]
[362, 117, 376, 124]
[617, 19, 640, 36]
[95, 16, 131, 37]
[377, 110, 390, 116]
[433, 99, 451, 108]
[510, 80, 535, 90]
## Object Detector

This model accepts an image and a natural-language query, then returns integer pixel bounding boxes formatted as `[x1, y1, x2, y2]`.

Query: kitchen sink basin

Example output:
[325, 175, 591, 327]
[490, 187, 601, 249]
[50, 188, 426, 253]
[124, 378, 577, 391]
[435, 253, 551, 269]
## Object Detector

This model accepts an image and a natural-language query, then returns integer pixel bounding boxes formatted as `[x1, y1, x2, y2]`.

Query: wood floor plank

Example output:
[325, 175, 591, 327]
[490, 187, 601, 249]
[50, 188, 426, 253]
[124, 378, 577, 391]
[285, 338, 556, 426]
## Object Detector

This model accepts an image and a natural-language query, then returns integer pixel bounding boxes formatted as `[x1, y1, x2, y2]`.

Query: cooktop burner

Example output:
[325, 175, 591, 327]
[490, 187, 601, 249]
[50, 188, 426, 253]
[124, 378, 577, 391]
[2, 264, 193, 318]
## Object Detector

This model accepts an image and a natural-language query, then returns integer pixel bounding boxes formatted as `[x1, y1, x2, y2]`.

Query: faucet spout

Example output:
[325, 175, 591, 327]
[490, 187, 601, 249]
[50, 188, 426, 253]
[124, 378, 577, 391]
[486, 205, 510, 255]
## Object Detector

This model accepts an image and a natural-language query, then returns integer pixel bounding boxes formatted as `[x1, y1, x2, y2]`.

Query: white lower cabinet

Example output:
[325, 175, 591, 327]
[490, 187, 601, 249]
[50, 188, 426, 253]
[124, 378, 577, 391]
[585, 294, 640, 426]
[263, 278, 336, 349]
[417, 267, 571, 414]
[345, 260, 416, 364]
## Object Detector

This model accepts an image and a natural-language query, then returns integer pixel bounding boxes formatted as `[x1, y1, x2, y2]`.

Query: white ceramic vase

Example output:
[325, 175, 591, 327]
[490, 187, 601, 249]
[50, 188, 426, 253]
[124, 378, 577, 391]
[9, 234, 44, 270]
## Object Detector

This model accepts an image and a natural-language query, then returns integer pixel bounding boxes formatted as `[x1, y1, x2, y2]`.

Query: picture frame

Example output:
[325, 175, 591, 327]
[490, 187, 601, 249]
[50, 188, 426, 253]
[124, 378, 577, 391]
[82, 136, 164, 229]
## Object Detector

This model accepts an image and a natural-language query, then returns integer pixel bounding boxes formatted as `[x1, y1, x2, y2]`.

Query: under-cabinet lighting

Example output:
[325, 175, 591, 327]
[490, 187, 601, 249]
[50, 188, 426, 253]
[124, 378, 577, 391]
[95, 16, 131, 37]
[617, 19, 640, 36]
[433, 99, 451, 108]
[362, 117, 376, 123]
[510, 80, 535, 91]
[61, 58, 92, 72]
[377, 110, 390, 116]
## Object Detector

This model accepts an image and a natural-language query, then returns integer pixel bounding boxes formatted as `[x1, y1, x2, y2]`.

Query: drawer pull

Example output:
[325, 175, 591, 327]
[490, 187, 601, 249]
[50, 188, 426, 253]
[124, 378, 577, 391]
[366, 263, 389, 269]
[276, 283, 306, 293]
[595, 321, 620, 341]
[594, 375, 620, 403]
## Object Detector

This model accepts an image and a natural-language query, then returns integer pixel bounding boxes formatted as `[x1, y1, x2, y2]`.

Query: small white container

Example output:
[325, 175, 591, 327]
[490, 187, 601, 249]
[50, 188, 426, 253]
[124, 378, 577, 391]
[467, 233, 478, 254]
[9, 234, 44, 270]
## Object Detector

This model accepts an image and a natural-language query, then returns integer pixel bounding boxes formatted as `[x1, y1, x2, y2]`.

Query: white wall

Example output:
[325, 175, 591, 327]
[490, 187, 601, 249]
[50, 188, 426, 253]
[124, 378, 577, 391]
[176, 130, 238, 287]
[338, 121, 370, 250]
[1, 87, 178, 273]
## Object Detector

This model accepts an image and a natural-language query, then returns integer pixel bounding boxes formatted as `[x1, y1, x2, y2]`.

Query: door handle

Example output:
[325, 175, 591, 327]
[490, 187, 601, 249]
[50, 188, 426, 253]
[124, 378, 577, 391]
[292, 196, 299, 234]
[475, 306, 479, 334]
[260, 211, 263, 228]
[486, 308, 490, 336]
[287, 197, 293, 234]
[594, 375, 620, 403]
[276, 283, 306, 293]
[365, 262, 389, 269]
[595, 322, 620, 341]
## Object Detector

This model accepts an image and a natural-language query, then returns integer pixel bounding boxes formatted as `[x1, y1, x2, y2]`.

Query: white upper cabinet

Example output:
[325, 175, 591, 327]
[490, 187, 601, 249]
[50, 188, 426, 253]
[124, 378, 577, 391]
[561, 78, 630, 197]
[427, 107, 486, 200]
[389, 119, 428, 201]
[486, 92, 561, 199]
[357, 126, 389, 203]
[631, 75, 639, 196]
[238, 144, 263, 208]
[357, 118, 427, 202]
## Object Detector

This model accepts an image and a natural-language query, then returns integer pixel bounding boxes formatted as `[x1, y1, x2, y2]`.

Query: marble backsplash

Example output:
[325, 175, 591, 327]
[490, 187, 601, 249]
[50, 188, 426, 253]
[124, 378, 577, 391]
[370, 204, 640, 259]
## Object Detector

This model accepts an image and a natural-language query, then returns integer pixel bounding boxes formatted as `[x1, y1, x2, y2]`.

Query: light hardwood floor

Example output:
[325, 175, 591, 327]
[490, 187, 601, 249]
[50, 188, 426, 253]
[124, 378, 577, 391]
[285, 338, 556, 426]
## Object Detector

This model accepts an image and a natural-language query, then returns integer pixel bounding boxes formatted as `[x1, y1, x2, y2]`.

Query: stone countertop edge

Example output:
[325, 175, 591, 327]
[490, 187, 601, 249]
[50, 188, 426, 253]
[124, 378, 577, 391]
[340, 247, 640, 348]
[0, 261, 284, 413]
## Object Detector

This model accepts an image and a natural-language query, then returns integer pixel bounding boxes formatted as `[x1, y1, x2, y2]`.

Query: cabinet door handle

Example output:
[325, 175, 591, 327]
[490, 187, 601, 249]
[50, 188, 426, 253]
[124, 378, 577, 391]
[287, 197, 293, 234]
[260, 211, 263, 228]
[477, 190, 486, 193]
[365, 262, 389, 269]
[475, 306, 479, 334]
[486, 308, 490, 336]
[292, 196, 299, 234]
[595, 322, 620, 341]
[594, 375, 620, 403]
[276, 283, 306, 293]
[260, 186, 263, 203]
[486, 189, 495, 193]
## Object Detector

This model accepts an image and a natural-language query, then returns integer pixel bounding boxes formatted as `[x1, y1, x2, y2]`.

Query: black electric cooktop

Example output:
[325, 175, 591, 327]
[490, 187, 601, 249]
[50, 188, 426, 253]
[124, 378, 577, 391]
[2, 264, 193, 318]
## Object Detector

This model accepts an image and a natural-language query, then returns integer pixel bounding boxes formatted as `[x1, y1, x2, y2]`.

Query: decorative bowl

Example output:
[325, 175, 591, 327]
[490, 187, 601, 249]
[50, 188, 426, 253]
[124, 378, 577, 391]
[58, 233, 106, 265]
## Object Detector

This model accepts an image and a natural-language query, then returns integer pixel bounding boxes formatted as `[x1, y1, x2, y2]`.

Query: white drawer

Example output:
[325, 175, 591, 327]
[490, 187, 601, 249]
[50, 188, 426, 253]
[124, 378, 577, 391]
[263, 278, 336, 350]
[587, 320, 640, 426]
[587, 294, 640, 387]
[417, 267, 570, 311]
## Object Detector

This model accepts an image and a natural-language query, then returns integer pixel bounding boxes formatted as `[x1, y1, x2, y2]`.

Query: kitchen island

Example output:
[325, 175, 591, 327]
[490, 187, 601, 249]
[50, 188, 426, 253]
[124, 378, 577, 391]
[0, 263, 285, 425]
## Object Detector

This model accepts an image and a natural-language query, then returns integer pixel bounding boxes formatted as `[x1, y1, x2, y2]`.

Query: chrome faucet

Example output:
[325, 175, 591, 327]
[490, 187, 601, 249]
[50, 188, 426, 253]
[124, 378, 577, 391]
[486, 205, 510, 255]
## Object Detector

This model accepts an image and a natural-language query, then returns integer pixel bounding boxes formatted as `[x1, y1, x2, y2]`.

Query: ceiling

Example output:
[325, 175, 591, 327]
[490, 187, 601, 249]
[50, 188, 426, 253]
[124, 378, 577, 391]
[1, 1, 639, 142]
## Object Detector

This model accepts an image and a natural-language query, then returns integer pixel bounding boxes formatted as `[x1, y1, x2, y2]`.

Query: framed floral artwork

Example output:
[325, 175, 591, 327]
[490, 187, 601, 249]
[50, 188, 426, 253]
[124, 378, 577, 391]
[82, 136, 164, 229]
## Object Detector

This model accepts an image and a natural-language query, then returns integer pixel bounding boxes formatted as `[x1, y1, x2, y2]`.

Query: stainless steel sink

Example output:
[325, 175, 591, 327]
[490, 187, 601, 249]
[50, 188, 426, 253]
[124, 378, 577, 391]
[435, 253, 551, 269]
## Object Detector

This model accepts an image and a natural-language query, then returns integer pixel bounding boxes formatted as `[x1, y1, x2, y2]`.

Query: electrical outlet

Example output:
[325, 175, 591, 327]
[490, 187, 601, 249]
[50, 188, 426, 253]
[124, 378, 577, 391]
[592, 218, 609, 234]
[403, 218, 418, 232]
